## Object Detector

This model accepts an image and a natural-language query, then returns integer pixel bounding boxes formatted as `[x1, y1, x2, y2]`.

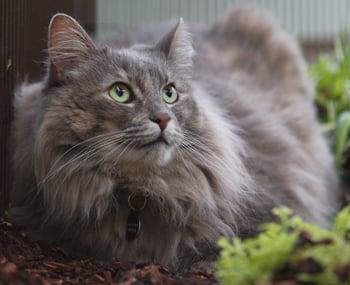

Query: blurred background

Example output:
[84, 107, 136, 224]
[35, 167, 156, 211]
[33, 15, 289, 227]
[96, 0, 350, 61]
[1, 0, 350, 212]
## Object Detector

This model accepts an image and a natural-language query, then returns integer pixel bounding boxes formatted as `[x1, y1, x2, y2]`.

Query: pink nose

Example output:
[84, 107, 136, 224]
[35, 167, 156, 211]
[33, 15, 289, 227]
[151, 113, 171, 130]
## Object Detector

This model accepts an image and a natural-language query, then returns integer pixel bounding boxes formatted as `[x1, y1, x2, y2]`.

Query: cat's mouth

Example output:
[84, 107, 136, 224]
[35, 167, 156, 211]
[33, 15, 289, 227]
[142, 136, 169, 148]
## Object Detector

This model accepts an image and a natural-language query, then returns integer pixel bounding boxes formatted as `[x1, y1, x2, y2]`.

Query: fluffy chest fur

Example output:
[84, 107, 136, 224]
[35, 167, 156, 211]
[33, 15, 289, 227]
[10, 6, 340, 272]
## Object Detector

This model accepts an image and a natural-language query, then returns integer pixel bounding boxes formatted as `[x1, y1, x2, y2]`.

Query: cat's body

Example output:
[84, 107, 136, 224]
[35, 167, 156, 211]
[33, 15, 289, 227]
[10, 7, 340, 271]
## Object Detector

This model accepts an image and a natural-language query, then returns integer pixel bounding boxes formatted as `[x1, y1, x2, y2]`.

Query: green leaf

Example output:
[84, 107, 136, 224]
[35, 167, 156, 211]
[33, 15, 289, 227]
[216, 207, 350, 285]
[335, 111, 350, 168]
[333, 206, 350, 235]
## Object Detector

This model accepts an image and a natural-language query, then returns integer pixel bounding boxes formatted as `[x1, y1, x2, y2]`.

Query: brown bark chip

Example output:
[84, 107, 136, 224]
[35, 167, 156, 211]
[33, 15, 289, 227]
[0, 218, 218, 285]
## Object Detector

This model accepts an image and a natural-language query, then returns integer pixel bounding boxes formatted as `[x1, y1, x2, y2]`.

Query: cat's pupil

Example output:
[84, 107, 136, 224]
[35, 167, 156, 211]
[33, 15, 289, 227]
[165, 89, 172, 97]
[117, 88, 124, 97]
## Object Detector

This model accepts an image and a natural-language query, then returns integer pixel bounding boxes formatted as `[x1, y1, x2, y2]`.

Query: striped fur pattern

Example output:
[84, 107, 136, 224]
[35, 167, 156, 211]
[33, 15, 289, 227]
[10, 6, 340, 272]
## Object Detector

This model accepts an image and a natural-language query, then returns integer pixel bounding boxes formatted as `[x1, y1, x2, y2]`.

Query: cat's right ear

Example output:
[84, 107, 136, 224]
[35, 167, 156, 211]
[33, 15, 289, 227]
[48, 13, 96, 82]
[156, 18, 194, 71]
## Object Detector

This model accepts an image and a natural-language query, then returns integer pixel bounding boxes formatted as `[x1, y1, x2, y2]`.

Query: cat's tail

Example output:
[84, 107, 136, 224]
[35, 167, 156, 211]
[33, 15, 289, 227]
[209, 5, 312, 98]
[209, 5, 342, 225]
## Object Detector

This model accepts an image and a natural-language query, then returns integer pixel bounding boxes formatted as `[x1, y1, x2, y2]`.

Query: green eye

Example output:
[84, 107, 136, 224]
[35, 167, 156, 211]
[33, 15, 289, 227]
[108, 83, 131, 103]
[161, 85, 178, 104]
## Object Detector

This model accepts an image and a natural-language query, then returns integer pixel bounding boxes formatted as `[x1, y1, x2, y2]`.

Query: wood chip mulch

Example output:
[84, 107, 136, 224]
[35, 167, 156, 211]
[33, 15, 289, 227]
[0, 218, 217, 285]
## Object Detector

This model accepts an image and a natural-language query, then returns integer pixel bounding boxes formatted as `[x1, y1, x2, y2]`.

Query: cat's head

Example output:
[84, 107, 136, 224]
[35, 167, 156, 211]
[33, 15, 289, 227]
[40, 14, 201, 173]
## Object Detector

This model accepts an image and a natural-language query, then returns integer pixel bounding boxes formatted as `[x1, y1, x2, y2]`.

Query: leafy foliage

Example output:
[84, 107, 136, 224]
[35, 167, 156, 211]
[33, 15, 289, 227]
[216, 207, 350, 285]
[310, 32, 350, 169]
[216, 32, 350, 285]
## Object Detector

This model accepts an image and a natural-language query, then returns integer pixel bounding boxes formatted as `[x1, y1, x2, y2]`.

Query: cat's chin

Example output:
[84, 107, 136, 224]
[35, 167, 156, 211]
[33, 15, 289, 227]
[143, 142, 175, 166]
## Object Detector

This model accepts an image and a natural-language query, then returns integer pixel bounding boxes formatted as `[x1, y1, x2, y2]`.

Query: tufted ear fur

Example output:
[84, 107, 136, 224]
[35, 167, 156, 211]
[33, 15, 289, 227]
[48, 13, 96, 82]
[156, 18, 194, 71]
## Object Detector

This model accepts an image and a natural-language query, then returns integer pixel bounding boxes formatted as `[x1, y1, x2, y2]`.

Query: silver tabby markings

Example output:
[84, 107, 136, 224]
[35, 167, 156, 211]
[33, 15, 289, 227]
[10, 6, 340, 272]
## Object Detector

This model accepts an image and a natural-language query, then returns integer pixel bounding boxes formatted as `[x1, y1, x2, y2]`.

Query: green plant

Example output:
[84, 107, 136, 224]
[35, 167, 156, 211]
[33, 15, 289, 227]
[310, 31, 350, 170]
[216, 32, 350, 285]
[216, 207, 350, 285]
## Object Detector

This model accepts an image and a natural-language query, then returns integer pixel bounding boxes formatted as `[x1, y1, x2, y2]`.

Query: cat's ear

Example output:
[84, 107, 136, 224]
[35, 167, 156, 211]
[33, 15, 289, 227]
[48, 13, 96, 82]
[156, 18, 194, 70]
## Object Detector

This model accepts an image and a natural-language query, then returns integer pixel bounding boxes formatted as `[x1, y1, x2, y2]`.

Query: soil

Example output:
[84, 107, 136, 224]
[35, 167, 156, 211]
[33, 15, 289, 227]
[1, 214, 349, 285]
[0, 217, 217, 285]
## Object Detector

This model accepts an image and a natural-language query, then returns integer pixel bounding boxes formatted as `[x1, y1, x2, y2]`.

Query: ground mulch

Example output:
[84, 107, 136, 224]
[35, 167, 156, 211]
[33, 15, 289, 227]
[2, 212, 349, 285]
[0, 218, 217, 285]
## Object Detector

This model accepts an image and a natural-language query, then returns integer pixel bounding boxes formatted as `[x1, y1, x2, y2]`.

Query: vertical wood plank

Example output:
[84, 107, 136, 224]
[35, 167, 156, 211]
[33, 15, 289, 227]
[0, 0, 27, 215]
[0, 0, 95, 215]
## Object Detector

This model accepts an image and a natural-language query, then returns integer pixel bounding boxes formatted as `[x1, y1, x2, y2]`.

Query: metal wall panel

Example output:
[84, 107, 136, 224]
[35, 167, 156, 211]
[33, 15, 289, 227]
[96, 0, 350, 42]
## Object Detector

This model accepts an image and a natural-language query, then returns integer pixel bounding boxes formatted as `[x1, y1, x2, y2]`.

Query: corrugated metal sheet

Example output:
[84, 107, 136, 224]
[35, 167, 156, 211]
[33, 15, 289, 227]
[96, 0, 350, 42]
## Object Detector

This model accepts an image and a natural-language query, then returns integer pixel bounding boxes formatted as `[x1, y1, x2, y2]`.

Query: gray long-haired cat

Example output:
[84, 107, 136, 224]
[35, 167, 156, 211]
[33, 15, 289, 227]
[10, 6, 341, 272]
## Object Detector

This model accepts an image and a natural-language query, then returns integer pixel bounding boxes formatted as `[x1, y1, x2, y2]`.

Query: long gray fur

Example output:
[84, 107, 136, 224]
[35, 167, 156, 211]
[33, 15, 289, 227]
[10, 6, 341, 272]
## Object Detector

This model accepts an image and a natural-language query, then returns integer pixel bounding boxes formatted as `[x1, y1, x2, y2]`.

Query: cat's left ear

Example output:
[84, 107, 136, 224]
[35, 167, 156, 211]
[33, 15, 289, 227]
[48, 13, 97, 82]
[156, 18, 194, 70]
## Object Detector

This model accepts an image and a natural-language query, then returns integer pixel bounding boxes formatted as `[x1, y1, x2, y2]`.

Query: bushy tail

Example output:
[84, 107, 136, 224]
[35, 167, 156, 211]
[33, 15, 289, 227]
[210, 5, 312, 98]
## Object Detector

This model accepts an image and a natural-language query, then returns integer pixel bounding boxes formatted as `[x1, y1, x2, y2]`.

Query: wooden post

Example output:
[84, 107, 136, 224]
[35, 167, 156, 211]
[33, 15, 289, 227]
[0, 0, 95, 215]
[0, 0, 28, 215]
